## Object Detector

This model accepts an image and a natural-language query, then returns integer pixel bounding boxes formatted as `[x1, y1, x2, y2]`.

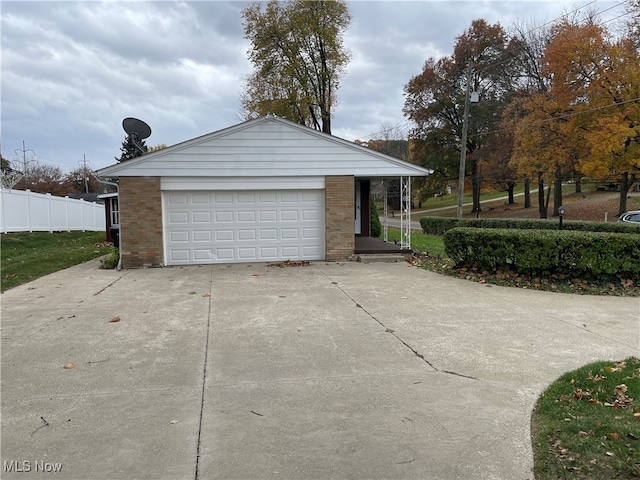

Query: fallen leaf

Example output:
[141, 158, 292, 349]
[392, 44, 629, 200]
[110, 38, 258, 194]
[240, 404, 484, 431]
[610, 432, 619, 440]
[615, 384, 628, 396]
[202, 293, 210, 297]
[170, 420, 178, 424]
[252, 273, 260, 277]
[279, 295, 287, 298]
[109, 316, 121, 323]
[606, 451, 614, 457]
[63, 363, 75, 369]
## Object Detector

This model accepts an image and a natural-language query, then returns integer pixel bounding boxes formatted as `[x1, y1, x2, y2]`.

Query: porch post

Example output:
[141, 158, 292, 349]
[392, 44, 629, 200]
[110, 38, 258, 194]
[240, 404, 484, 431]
[400, 176, 411, 250]
[383, 180, 388, 243]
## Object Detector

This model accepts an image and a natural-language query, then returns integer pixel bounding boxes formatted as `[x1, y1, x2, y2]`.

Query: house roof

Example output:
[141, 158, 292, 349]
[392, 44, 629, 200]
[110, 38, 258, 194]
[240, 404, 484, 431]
[97, 115, 430, 178]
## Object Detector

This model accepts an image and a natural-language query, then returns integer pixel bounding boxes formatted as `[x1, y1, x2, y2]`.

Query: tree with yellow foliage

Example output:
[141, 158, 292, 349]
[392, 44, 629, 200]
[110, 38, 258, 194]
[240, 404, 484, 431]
[511, 17, 639, 216]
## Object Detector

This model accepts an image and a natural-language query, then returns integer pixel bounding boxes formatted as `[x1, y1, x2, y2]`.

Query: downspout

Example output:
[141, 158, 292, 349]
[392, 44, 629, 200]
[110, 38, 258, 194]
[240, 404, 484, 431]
[96, 177, 122, 270]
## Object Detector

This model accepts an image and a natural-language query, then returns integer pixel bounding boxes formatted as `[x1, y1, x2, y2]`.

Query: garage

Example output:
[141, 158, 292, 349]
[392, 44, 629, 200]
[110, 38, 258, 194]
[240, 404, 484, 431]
[96, 115, 430, 268]
[163, 189, 324, 265]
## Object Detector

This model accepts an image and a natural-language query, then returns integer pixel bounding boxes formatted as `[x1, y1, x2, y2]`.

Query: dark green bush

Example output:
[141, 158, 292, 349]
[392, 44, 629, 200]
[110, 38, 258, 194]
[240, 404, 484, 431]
[370, 195, 382, 238]
[444, 227, 640, 279]
[420, 216, 640, 236]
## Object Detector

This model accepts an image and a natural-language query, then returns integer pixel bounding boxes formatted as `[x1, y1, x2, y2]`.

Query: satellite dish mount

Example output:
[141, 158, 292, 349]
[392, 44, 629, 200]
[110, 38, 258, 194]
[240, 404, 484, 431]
[122, 117, 152, 157]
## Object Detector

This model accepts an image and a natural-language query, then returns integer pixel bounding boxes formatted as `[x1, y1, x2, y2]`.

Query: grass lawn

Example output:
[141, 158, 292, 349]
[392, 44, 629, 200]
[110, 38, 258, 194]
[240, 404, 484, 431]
[384, 227, 445, 256]
[532, 357, 640, 479]
[1, 231, 113, 292]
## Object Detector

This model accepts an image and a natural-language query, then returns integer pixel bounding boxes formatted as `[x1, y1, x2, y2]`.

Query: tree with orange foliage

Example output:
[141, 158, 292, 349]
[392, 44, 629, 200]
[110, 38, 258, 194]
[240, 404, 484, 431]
[511, 16, 640, 216]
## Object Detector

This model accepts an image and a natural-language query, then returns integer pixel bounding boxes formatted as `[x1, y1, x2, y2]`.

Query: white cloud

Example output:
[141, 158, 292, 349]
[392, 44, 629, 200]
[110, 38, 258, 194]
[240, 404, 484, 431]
[1, 0, 623, 172]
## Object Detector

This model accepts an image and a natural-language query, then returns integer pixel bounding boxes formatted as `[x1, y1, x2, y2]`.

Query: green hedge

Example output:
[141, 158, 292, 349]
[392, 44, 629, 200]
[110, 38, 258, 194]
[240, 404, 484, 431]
[420, 216, 640, 236]
[444, 227, 640, 278]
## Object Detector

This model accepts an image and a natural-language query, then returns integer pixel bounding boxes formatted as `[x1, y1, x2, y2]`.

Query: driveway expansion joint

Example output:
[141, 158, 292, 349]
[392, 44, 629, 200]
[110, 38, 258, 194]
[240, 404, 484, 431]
[326, 277, 438, 372]
[194, 266, 215, 480]
[92, 272, 129, 296]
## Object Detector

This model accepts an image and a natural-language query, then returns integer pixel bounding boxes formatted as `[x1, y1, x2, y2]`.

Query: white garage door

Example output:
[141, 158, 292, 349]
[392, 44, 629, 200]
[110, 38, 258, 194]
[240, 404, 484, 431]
[163, 190, 324, 265]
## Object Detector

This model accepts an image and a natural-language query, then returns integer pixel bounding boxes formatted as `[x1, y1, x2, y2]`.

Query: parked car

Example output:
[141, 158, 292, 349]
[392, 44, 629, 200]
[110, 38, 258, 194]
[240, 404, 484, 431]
[617, 210, 640, 225]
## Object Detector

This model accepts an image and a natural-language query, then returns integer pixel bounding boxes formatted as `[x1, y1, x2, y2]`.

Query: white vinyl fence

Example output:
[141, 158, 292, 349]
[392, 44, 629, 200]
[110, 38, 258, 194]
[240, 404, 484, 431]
[0, 189, 106, 233]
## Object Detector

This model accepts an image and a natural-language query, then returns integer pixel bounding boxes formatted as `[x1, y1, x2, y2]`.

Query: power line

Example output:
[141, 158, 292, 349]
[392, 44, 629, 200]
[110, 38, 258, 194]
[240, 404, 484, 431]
[359, 1, 632, 143]
[468, 96, 640, 140]
[474, 1, 629, 76]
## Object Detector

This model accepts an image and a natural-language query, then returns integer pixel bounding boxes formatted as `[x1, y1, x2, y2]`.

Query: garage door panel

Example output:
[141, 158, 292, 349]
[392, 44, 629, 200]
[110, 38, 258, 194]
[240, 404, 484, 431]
[164, 190, 324, 265]
[192, 193, 211, 204]
[237, 211, 256, 222]
[167, 193, 188, 205]
[170, 250, 190, 262]
[238, 247, 257, 259]
[260, 246, 278, 259]
[238, 229, 257, 241]
[281, 210, 298, 221]
[192, 211, 211, 223]
[170, 231, 189, 243]
[194, 249, 213, 260]
[260, 229, 277, 240]
[169, 212, 189, 223]
[214, 193, 233, 203]
[193, 231, 211, 242]
[259, 192, 277, 203]
[216, 248, 235, 260]
[259, 211, 277, 222]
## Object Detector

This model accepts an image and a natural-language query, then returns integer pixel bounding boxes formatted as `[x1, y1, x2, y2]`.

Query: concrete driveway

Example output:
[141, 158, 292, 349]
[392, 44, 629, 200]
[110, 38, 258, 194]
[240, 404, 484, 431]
[1, 259, 638, 480]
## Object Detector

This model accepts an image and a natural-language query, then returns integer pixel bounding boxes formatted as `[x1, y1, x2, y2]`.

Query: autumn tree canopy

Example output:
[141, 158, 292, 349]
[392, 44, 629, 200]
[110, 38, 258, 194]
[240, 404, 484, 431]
[403, 19, 520, 212]
[511, 16, 640, 215]
[241, 0, 351, 134]
[405, 9, 639, 217]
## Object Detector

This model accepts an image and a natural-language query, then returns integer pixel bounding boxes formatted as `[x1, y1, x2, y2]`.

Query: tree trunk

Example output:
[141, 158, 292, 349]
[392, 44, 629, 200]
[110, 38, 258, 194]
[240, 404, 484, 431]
[553, 166, 563, 217]
[575, 178, 581, 194]
[321, 110, 331, 134]
[538, 173, 546, 218]
[507, 183, 515, 204]
[524, 176, 531, 209]
[545, 187, 551, 218]
[618, 172, 630, 216]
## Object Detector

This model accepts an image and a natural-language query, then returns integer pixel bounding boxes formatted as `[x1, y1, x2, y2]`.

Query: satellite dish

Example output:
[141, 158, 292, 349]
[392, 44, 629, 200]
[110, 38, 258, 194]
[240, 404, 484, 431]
[122, 117, 152, 157]
[122, 117, 152, 140]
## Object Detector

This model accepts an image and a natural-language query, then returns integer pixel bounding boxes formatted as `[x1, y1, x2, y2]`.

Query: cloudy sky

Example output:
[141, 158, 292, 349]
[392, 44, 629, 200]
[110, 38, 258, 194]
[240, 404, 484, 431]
[1, 0, 624, 174]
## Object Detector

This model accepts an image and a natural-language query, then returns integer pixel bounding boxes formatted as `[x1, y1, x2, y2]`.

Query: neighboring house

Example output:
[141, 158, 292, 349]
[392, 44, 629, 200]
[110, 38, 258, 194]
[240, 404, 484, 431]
[96, 115, 430, 268]
[97, 192, 119, 244]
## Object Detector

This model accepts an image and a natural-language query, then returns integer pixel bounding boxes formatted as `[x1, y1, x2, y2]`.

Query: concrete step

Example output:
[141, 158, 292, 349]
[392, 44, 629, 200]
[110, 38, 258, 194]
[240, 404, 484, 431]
[354, 253, 406, 263]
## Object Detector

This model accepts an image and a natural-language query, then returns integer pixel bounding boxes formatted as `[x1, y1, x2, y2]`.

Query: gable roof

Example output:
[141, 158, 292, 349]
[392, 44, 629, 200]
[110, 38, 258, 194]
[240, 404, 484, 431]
[97, 115, 430, 178]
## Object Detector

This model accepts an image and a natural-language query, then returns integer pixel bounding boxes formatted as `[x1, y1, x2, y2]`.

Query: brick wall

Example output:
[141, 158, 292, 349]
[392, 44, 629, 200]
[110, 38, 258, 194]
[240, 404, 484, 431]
[119, 177, 163, 268]
[325, 176, 354, 261]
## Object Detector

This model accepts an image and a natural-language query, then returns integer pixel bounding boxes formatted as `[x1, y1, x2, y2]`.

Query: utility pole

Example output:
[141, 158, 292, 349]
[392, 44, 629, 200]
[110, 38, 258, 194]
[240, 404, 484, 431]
[79, 154, 90, 193]
[15, 141, 35, 175]
[457, 61, 472, 220]
[14, 141, 36, 187]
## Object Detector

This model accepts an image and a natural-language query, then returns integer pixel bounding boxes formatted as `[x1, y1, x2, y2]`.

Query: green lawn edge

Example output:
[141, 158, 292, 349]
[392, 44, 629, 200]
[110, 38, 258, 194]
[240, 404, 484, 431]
[1, 231, 112, 292]
[531, 357, 640, 479]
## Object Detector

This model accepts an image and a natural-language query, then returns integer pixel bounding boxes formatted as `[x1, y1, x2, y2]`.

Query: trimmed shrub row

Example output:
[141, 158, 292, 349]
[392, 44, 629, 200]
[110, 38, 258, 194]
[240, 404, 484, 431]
[420, 216, 640, 236]
[444, 227, 640, 278]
